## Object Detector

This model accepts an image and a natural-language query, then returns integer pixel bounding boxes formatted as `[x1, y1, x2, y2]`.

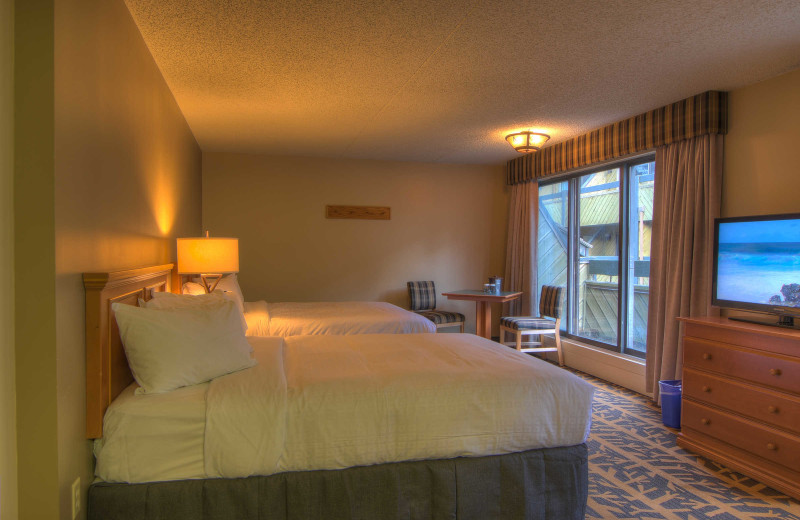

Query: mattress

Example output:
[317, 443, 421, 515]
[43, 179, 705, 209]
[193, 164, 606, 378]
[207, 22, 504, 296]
[94, 334, 594, 484]
[243, 300, 437, 337]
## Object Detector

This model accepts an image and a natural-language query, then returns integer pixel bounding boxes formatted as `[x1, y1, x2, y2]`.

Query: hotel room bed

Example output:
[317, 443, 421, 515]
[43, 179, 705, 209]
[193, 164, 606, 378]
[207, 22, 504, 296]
[84, 265, 593, 519]
[243, 300, 437, 336]
[182, 275, 437, 336]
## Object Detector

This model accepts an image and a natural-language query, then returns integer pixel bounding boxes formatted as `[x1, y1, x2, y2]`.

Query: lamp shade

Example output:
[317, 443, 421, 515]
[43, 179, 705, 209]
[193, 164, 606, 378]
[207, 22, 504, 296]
[177, 237, 239, 274]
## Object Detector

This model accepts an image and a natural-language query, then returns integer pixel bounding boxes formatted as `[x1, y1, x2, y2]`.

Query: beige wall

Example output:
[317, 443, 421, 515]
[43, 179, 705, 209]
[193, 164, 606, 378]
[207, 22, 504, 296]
[0, 0, 16, 518]
[719, 67, 800, 323]
[14, 1, 59, 518]
[723, 67, 800, 217]
[52, 1, 202, 518]
[13, 1, 203, 516]
[203, 152, 508, 334]
[10, 0, 203, 519]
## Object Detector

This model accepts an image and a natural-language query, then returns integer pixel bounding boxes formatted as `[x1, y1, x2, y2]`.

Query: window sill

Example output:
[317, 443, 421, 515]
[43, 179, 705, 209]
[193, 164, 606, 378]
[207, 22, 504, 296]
[542, 337, 649, 396]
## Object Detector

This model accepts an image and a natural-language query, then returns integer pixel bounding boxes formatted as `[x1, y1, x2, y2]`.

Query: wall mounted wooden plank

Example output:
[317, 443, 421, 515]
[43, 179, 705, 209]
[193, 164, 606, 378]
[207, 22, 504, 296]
[326, 205, 391, 220]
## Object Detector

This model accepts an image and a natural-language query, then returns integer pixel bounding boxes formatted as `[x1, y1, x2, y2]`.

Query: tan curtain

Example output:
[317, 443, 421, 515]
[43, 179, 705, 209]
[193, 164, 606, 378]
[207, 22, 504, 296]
[646, 134, 723, 402]
[503, 181, 538, 316]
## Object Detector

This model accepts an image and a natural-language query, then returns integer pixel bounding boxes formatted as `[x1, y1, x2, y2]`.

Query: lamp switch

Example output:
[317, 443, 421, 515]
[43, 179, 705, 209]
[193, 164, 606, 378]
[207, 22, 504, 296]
[71, 477, 81, 519]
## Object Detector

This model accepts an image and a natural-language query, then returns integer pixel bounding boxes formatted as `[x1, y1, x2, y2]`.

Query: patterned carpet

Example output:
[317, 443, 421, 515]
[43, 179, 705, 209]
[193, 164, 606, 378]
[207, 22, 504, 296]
[575, 370, 800, 520]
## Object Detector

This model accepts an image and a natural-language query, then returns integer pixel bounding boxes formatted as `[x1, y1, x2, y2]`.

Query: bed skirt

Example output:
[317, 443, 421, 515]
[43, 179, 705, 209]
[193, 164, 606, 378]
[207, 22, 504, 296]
[88, 444, 588, 520]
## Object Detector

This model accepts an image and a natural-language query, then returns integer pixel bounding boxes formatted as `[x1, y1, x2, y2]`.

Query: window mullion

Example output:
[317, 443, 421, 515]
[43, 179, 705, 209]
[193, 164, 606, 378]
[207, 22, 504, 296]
[618, 165, 629, 354]
[568, 177, 578, 335]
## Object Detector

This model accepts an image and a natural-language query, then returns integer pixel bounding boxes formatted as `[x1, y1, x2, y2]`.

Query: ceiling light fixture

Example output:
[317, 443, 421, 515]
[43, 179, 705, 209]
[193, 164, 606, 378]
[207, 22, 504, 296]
[505, 131, 550, 153]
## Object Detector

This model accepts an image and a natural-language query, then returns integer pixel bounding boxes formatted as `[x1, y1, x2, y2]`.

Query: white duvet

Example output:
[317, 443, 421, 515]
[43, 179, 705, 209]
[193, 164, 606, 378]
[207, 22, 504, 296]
[95, 334, 594, 483]
[243, 301, 436, 337]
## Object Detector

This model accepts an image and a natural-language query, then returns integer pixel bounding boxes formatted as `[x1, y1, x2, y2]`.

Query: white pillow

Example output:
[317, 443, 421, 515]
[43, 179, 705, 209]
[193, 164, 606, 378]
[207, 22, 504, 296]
[182, 281, 206, 295]
[145, 291, 248, 334]
[215, 274, 245, 312]
[112, 301, 256, 394]
[186, 275, 245, 313]
[147, 290, 225, 307]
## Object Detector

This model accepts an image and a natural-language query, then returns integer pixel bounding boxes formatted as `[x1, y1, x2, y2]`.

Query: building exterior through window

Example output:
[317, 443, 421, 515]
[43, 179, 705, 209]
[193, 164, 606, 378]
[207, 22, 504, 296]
[537, 156, 655, 358]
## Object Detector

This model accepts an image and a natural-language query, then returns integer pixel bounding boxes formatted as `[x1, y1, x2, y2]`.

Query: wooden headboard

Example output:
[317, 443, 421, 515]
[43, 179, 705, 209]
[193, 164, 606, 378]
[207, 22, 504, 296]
[84, 264, 174, 439]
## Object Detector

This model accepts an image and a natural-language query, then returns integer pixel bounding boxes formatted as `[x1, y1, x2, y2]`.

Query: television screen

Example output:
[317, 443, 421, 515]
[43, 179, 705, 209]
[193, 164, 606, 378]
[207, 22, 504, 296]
[713, 213, 800, 313]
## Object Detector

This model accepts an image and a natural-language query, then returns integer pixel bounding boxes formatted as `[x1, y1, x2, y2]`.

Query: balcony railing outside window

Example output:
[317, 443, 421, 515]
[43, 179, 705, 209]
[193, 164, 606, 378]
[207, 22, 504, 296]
[537, 158, 655, 357]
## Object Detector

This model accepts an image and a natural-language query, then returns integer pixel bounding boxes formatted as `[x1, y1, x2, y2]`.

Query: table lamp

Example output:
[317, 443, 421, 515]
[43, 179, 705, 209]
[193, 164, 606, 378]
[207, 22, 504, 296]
[177, 232, 239, 293]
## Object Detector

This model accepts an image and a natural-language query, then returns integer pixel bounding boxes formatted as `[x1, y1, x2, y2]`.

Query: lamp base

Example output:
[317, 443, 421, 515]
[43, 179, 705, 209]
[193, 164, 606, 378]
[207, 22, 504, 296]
[200, 274, 223, 293]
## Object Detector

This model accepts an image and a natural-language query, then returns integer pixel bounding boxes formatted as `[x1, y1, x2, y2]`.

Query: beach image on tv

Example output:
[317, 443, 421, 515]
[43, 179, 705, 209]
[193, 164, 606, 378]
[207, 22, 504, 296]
[716, 219, 800, 307]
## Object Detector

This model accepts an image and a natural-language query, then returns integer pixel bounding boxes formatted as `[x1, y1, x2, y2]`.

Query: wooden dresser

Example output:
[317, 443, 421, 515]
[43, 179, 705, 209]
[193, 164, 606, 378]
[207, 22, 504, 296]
[678, 317, 800, 500]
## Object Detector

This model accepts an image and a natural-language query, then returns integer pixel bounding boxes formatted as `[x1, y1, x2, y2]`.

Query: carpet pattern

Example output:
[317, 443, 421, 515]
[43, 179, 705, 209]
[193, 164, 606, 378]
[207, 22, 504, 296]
[575, 371, 800, 519]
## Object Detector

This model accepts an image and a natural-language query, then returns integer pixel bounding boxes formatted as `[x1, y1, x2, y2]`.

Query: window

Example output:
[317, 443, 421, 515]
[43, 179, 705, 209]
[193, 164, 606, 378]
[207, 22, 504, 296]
[537, 157, 655, 357]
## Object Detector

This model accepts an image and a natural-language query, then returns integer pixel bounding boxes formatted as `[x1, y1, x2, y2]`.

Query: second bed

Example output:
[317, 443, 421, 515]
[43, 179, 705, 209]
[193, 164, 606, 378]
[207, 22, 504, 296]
[243, 300, 436, 336]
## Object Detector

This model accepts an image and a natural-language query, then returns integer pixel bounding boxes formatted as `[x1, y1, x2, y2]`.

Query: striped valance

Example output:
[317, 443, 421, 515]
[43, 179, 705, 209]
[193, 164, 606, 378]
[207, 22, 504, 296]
[506, 90, 728, 185]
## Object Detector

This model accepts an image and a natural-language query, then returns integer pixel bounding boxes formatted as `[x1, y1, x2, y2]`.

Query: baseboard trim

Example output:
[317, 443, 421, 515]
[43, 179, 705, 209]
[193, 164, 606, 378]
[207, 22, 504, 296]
[540, 337, 648, 395]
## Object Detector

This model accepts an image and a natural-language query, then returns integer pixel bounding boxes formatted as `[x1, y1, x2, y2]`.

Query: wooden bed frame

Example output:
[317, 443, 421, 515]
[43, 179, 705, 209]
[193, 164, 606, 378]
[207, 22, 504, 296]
[83, 264, 173, 439]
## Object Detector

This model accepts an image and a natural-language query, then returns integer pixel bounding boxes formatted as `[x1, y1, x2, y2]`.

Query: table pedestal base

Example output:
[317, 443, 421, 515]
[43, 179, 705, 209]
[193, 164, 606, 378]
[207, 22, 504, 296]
[476, 301, 491, 338]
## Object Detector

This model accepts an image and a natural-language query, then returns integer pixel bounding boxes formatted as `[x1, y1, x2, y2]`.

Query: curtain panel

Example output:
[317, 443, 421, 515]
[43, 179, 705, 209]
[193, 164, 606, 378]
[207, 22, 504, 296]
[646, 134, 723, 401]
[505, 90, 727, 185]
[503, 181, 538, 317]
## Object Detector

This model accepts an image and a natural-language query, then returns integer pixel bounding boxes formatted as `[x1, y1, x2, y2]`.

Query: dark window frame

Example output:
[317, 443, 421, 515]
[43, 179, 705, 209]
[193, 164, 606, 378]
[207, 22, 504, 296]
[538, 154, 655, 358]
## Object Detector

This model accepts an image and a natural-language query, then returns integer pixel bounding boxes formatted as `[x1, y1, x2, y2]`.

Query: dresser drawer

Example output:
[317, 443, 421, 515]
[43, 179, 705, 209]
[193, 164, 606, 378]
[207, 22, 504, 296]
[683, 368, 800, 433]
[683, 337, 800, 394]
[683, 400, 800, 470]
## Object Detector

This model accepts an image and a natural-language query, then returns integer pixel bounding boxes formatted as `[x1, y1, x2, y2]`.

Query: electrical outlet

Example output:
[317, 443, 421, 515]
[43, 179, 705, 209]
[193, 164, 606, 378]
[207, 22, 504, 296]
[71, 477, 81, 519]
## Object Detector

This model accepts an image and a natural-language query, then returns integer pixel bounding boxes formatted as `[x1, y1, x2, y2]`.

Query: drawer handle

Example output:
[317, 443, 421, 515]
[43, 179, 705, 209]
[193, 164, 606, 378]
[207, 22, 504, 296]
[702, 386, 711, 393]
[770, 368, 782, 376]
[701, 418, 710, 425]
[767, 405, 779, 414]
[766, 443, 777, 451]
[702, 353, 712, 360]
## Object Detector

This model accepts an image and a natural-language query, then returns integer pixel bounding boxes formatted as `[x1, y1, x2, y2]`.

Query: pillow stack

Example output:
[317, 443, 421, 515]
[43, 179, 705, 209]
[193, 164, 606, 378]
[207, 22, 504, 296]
[182, 274, 245, 314]
[113, 290, 256, 395]
[147, 290, 248, 334]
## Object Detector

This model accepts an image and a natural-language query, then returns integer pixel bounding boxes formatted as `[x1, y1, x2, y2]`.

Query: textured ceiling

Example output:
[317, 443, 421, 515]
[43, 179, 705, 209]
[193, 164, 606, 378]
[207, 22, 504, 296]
[124, 0, 800, 164]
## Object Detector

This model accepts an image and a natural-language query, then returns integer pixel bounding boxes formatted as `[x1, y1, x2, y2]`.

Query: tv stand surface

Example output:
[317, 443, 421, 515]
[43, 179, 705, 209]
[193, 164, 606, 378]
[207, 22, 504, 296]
[728, 314, 799, 330]
[677, 317, 800, 501]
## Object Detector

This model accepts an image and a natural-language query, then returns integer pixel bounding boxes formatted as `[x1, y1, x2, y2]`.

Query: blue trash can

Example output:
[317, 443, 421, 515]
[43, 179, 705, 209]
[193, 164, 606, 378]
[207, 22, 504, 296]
[659, 380, 682, 429]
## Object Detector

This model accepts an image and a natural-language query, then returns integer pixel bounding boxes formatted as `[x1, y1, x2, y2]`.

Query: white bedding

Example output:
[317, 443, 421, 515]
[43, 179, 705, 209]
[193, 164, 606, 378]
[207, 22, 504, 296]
[94, 336, 286, 483]
[93, 378, 208, 483]
[277, 333, 594, 473]
[95, 334, 594, 483]
[243, 300, 437, 337]
[205, 337, 287, 478]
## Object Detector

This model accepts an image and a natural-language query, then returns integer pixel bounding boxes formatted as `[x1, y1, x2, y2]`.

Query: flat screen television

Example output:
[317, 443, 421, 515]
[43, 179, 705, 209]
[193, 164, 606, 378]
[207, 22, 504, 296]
[712, 213, 800, 328]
